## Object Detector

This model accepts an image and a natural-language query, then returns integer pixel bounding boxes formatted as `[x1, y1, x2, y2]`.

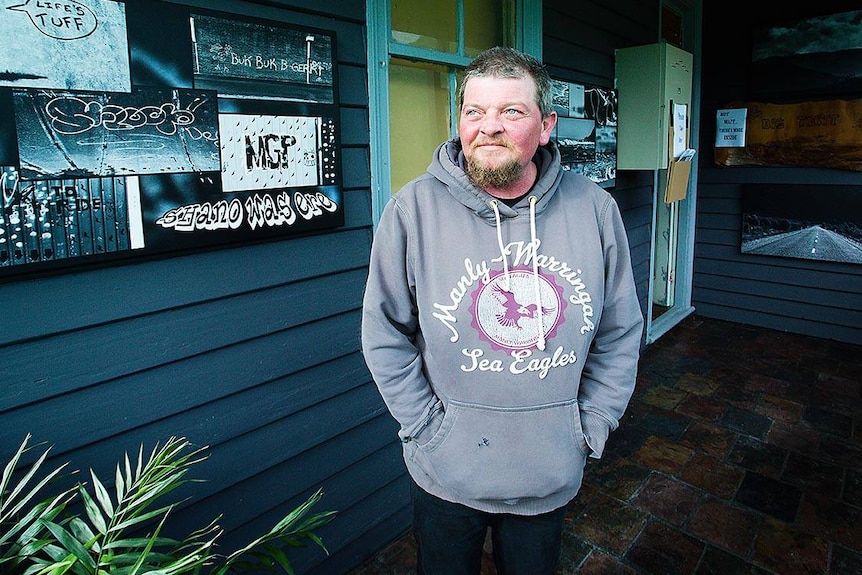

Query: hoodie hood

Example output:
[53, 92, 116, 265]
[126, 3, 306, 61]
[427, 138, 564, 223]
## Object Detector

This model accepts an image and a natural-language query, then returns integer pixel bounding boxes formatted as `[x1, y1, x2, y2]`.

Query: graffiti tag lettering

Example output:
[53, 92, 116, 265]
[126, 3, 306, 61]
[8, 0, 97, 40]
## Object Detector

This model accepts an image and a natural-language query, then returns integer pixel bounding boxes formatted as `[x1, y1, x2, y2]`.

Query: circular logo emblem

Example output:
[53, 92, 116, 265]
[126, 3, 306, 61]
[469, 266, 566, 352]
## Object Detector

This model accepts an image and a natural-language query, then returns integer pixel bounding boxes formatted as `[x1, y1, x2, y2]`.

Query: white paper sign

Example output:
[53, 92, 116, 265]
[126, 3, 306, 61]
[715, 108, 747, 147]
[672, 103, 688, 159]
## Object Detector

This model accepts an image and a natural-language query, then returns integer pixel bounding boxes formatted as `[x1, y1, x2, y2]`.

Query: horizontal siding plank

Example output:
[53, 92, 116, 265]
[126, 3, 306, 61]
[694, 273, 862, 312]
[341, 106, 371, 146]
[32, 355, 384, 497]
[309, 500, 412, 575]
[0, 230, 371, 344]
[343, 189, 374, 230]
[544, 38, 612, 82]
[692, 302, 861, 345]
[0, 268, 368, 410]
[339, 63, 370, 107]
[288, 464, 410, 573]
[343, 146, 372, 188]
[167, 413, 401, 536]
[546, 1, 653, 47]
[693, 286, 862, 332]
[1, 311, 365, 457]
[695, 251, 862, 286]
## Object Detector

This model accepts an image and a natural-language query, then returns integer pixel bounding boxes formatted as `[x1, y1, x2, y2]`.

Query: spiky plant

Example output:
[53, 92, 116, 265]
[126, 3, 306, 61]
[0, 435, 335, 575]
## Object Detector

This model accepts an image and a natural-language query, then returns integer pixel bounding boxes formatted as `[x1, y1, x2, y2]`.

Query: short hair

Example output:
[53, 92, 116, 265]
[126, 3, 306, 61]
[459, 46, 554, 117]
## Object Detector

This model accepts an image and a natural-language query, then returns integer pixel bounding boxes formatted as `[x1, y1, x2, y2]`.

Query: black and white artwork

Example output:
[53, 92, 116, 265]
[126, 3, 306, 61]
[0, 165, 141, 267]
[190, 13, 334, 103]
[741, 185, 862, 265]
[0, 0, 131, 92]
[13, 87, 220, 180]
[218, 114, 337, 192]
[0, 0, 343, 280]
[751, 10, 862, 99]
[551, 79, 616, 187]
[136, 173, 343, 254]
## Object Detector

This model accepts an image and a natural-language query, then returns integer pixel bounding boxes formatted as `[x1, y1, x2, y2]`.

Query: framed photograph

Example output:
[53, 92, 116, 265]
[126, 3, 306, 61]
[0, 0, 344, 279]
[550, 79, 617, 188]
[750, 10, 862, 100]
[741, 184, 862, 265]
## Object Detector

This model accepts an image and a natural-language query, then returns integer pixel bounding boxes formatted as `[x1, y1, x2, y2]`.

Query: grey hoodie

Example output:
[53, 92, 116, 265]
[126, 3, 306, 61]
[361, 138, 643, 515]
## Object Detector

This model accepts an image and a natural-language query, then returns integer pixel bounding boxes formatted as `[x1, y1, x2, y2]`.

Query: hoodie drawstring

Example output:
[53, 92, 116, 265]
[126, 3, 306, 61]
[491, 197, 545, 352]
[529, 196, 546, 351]
[490, 200, 511, 291]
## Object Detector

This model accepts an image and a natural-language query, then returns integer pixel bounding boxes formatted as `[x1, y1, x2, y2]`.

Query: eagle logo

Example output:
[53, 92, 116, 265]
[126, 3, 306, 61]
[469, 266, 566, 352]
[490, 284, 556, 329]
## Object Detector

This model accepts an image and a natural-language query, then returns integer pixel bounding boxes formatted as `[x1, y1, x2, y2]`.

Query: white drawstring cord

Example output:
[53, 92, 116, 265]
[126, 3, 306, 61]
[490, 200, 511, 291]
[529, 196, 545, 351]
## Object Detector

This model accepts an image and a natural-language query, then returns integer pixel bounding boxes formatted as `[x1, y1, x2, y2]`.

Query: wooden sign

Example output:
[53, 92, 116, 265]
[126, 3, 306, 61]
[714, 99, 862, 171]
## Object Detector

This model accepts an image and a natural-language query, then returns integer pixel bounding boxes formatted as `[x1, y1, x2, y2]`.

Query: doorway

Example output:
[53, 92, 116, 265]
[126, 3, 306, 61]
[645, 0, 702, 343]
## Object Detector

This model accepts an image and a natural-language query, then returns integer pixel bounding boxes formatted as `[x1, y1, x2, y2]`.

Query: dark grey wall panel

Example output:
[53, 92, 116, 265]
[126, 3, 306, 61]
[695, 0, 862, 345]
[0, 2, 391, 575]
[0, 230, 370, 344]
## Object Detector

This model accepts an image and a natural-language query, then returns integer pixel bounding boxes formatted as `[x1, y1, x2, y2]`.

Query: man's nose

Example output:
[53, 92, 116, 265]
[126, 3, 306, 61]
[479, 111, 504, 134]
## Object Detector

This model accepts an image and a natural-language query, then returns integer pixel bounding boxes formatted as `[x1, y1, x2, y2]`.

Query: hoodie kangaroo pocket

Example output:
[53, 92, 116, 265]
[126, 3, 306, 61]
[415, 399, 588, 502]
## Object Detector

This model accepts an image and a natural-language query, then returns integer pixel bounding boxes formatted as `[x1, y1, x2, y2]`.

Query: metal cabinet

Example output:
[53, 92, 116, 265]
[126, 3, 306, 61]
[615, 42, 693, 170]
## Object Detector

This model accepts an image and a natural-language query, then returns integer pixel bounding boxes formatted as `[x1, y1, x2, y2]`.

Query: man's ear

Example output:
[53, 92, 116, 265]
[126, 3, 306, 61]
[539, 111, 558, 145]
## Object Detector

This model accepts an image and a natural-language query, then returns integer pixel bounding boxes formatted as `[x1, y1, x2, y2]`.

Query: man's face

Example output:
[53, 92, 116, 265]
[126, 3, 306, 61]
[459, 75, 557, 189]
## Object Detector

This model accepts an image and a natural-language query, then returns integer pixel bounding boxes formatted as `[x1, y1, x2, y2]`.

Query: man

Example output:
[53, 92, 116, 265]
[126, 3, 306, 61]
[361, 46, 643, 574]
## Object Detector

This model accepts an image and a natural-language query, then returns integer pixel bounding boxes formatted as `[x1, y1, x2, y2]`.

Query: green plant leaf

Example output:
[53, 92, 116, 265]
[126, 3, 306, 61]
[79, 486, 107, 537]
[40, 521, 97, 571]
[89, 469, 114, 521]
[108, 504, 176, 534]
[3, 436, 333, 575]
[66, 518, 98, 555]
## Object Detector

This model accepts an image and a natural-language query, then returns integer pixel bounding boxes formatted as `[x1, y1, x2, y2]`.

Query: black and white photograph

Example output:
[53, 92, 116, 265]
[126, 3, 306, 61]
[741, 184, 862, 264]
[218, 114, 338, 192]
[751, 9, 862, 99]
[0, 0, 131, 92]
[0, 165, 140, 267]
[13, 87, 221, 180]
[551, 79, 616, 187]
[191, 13, 335, 103]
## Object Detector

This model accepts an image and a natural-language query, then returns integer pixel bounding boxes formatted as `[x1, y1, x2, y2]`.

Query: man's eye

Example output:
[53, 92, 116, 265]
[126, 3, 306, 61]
[504, 109, 522, 116]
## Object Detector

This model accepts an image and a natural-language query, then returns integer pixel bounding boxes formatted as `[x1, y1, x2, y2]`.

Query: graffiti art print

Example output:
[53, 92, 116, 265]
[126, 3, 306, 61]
[13, 87, 220, 180]
[135, 173, 343, 253]
[190, 13, 334, 103]
[0, 165, 143, 267]
[0, 0, 131, 92]
[218, 114, 337, 193]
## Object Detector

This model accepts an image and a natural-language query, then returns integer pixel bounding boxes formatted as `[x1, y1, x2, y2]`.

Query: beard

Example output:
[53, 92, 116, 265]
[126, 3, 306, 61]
[465, 157, 524, 189]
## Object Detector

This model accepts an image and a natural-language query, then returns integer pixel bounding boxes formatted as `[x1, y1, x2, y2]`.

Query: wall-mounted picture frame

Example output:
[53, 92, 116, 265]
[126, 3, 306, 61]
[550, 79, 617, 188]
[741, 184, 862, 265]
[750, 10, 862, 100]
[0, 0, 344, 280]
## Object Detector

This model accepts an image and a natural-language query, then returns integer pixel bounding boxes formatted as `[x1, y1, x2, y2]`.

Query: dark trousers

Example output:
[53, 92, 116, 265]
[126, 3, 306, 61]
[411, 480, 568, 575]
